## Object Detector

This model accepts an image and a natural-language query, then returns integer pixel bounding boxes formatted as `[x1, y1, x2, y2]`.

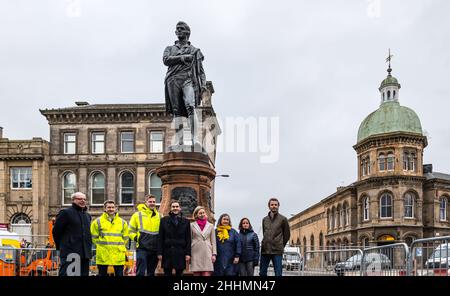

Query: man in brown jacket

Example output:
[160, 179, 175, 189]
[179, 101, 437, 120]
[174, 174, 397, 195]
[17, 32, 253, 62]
[260, 198, 290, 276]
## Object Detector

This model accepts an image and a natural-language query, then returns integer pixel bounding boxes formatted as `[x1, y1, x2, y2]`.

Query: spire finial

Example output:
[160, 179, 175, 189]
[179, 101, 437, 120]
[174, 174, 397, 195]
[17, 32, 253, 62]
[386, 48, 393, 75]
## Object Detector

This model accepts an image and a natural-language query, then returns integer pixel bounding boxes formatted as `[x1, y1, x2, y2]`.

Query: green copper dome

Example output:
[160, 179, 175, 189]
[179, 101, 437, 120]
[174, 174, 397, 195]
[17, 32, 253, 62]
[379, 75, 400, 90]
[357, 101, 423, 143]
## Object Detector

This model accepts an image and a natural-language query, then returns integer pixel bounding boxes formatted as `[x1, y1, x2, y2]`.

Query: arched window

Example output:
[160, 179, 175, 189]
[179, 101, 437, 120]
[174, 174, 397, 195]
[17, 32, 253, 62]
[403, 151, 417, 171]
[343, 203, 349, 226]
[91, 172, 105, 205]
[10, 213, 32, 240]
[336, 205, 342, 228]
[409, 153, 416, 171]
[404, 193, 414, 219]
[379, 153, 386, 171]
[440, 197, 448, 221]
[319, 233, 324, 250]
[362, 237, 370, 247]
[363, 197, 370, 221]
[120, 171, 134, 205]
[380, 193, 393, 218]
[296, 238, 300, 246]
[327, 210, 332, 230]
[331, 207, 336, 229]
[148, 172, 162, 204]
[387, 90, 391, 99]
[310, 234, 315, 257]
[404, 237, 414, 246]
[303, 237, 307, 256]
[387, 152, 395, 171]
[62, 172, 76, 205]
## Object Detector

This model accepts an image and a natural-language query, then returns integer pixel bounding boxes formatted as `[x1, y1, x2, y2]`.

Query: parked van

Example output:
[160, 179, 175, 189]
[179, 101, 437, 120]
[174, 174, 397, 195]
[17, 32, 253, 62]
[283, 246, 302, 271]
[425, 243, 450, 269]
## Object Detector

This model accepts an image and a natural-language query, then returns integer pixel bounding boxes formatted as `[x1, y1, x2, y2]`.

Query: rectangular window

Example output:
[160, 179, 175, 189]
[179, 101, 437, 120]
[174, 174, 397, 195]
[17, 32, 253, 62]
[64, 133, 76, 154]
[121, 131, 134, 153]
[11, 167, 32, 189]
[150, 131, 164, 153]
[92, 132, 105, 154]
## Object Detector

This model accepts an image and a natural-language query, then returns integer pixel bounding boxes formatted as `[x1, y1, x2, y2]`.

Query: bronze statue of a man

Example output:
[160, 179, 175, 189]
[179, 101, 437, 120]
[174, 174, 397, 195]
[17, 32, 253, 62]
[163, 21, 206, 150]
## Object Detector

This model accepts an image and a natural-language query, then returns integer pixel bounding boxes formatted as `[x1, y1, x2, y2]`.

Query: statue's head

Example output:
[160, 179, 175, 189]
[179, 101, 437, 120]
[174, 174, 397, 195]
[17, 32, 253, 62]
[175, 21, 191, 40]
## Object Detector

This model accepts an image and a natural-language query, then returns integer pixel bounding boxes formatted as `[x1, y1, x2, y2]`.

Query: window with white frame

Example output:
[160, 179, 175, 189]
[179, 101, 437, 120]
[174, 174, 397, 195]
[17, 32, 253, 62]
[404, 193, 414, 219]
[120, 132, 134, 153]
[10, 167, 32, 189]
[148, 172, 162, 203]
[64, 133, 76, 154]
[378, 153, 386, 171]
[62, 172, 76, 205]
[380, 193, 393, 218]
[363, 197, 370, 221]
[150, 131, 164, 153]
[387, 152, 395, 171]
[91, 132, 105, 154]
[440, 197, 448, 221]
[91, 172, 105, 205]
[361, 156, 371, 176]
[120, 172, 134, 205]
[403, 151, 417, 172]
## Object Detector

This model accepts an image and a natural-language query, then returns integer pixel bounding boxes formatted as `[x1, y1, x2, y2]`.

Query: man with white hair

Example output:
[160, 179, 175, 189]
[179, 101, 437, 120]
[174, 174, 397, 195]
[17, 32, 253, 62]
[53, 192, 92, 276]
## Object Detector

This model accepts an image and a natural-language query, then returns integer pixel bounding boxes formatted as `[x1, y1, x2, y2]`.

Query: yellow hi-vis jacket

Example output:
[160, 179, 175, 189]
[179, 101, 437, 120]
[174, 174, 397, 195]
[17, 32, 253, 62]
[91, 212, 129, 265]
[129, 204, 161, 251]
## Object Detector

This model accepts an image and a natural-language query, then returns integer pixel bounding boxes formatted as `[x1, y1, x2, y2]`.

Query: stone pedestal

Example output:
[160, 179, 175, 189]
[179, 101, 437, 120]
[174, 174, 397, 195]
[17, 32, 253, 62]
[156, 151, 216, 222]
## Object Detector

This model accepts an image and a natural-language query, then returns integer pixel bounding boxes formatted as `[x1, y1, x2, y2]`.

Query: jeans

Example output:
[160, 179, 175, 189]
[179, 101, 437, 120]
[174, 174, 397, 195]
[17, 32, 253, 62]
[259, 254, 283, 276]
[59, 257, 90, 276]
[97, 265, 124, 277]
[136, 249, 159, 276]
[239, 261, 255, 276]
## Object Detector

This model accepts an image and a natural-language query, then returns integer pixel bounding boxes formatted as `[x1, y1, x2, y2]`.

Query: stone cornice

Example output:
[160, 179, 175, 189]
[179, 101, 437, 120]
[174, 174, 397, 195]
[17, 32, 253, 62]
[353, 132, 428, 153]
[0, 155, 45, 161]
[40, 104, 171, 124]
[355, 175, 426, 187]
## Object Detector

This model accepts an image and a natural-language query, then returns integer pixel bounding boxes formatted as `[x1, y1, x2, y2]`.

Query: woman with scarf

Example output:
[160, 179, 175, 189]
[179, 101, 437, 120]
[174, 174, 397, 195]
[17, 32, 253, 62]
[238, 218, 260, 276]
[190, 206, 217, 276]
[214, 213, 241, 276]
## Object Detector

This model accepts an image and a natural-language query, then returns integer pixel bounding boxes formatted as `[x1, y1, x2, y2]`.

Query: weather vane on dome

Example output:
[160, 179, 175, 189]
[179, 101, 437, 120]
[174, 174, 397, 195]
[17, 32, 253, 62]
[386, 49, 393, 74]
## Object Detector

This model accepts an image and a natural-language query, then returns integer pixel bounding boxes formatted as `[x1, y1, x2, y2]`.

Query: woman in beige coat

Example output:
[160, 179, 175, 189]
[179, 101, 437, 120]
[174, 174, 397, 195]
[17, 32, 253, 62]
[190, 206, 217, 276]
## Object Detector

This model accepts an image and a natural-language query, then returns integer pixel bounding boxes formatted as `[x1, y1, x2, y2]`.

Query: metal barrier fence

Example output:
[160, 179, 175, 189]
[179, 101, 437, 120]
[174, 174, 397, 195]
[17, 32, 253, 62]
[301, 248, 364, 276]
[361, 243, 409, 276]
[0, 246, 59, 276]
[2, 236, 450, 276]
[408, 236, 450, 276]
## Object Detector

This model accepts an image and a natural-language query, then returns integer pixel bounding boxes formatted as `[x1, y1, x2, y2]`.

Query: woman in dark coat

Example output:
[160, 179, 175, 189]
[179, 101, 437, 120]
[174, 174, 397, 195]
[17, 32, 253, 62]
[214, 213, 241, 276]
[158, 200, 191, 276]
[238, 218, 260, 276]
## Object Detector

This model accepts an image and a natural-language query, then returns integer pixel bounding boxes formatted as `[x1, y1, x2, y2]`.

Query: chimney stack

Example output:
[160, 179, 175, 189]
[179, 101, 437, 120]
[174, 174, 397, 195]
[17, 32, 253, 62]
[423, 164, 433, 174]
[0, 126, 3, 139]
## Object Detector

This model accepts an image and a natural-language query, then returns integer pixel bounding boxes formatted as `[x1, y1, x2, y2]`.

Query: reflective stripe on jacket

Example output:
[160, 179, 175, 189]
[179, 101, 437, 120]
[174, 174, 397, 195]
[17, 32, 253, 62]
[128, 204, 161, 251]
[90, 212, 129, 265]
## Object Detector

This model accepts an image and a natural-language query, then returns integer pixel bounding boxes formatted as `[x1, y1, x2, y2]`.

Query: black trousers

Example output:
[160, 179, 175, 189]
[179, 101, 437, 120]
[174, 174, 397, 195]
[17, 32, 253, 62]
[97, 265, 124, 276]
[164, 268, 184, 276]
[136, 249, 159, 276]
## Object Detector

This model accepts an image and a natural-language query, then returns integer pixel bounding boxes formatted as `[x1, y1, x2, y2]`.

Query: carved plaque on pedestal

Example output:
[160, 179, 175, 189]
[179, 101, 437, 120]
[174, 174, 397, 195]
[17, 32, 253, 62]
[171, 187, 198, 217]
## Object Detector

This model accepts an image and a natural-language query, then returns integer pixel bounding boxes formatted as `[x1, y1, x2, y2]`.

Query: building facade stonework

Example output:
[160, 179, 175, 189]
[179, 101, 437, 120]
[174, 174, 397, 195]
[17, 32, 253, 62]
[0, 130, 50, 245]
[0, 84, 219, 243]
[289, 67, 450, 254]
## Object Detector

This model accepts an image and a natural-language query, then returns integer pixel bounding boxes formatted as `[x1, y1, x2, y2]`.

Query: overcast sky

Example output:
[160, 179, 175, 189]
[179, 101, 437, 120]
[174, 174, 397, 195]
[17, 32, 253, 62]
[1, 0, 450, 236]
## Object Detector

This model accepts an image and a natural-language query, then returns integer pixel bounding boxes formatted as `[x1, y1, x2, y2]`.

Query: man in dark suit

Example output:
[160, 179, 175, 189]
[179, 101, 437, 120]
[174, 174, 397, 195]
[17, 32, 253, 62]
[158, 200, 191, 276]
[53, 192, 92, 276]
